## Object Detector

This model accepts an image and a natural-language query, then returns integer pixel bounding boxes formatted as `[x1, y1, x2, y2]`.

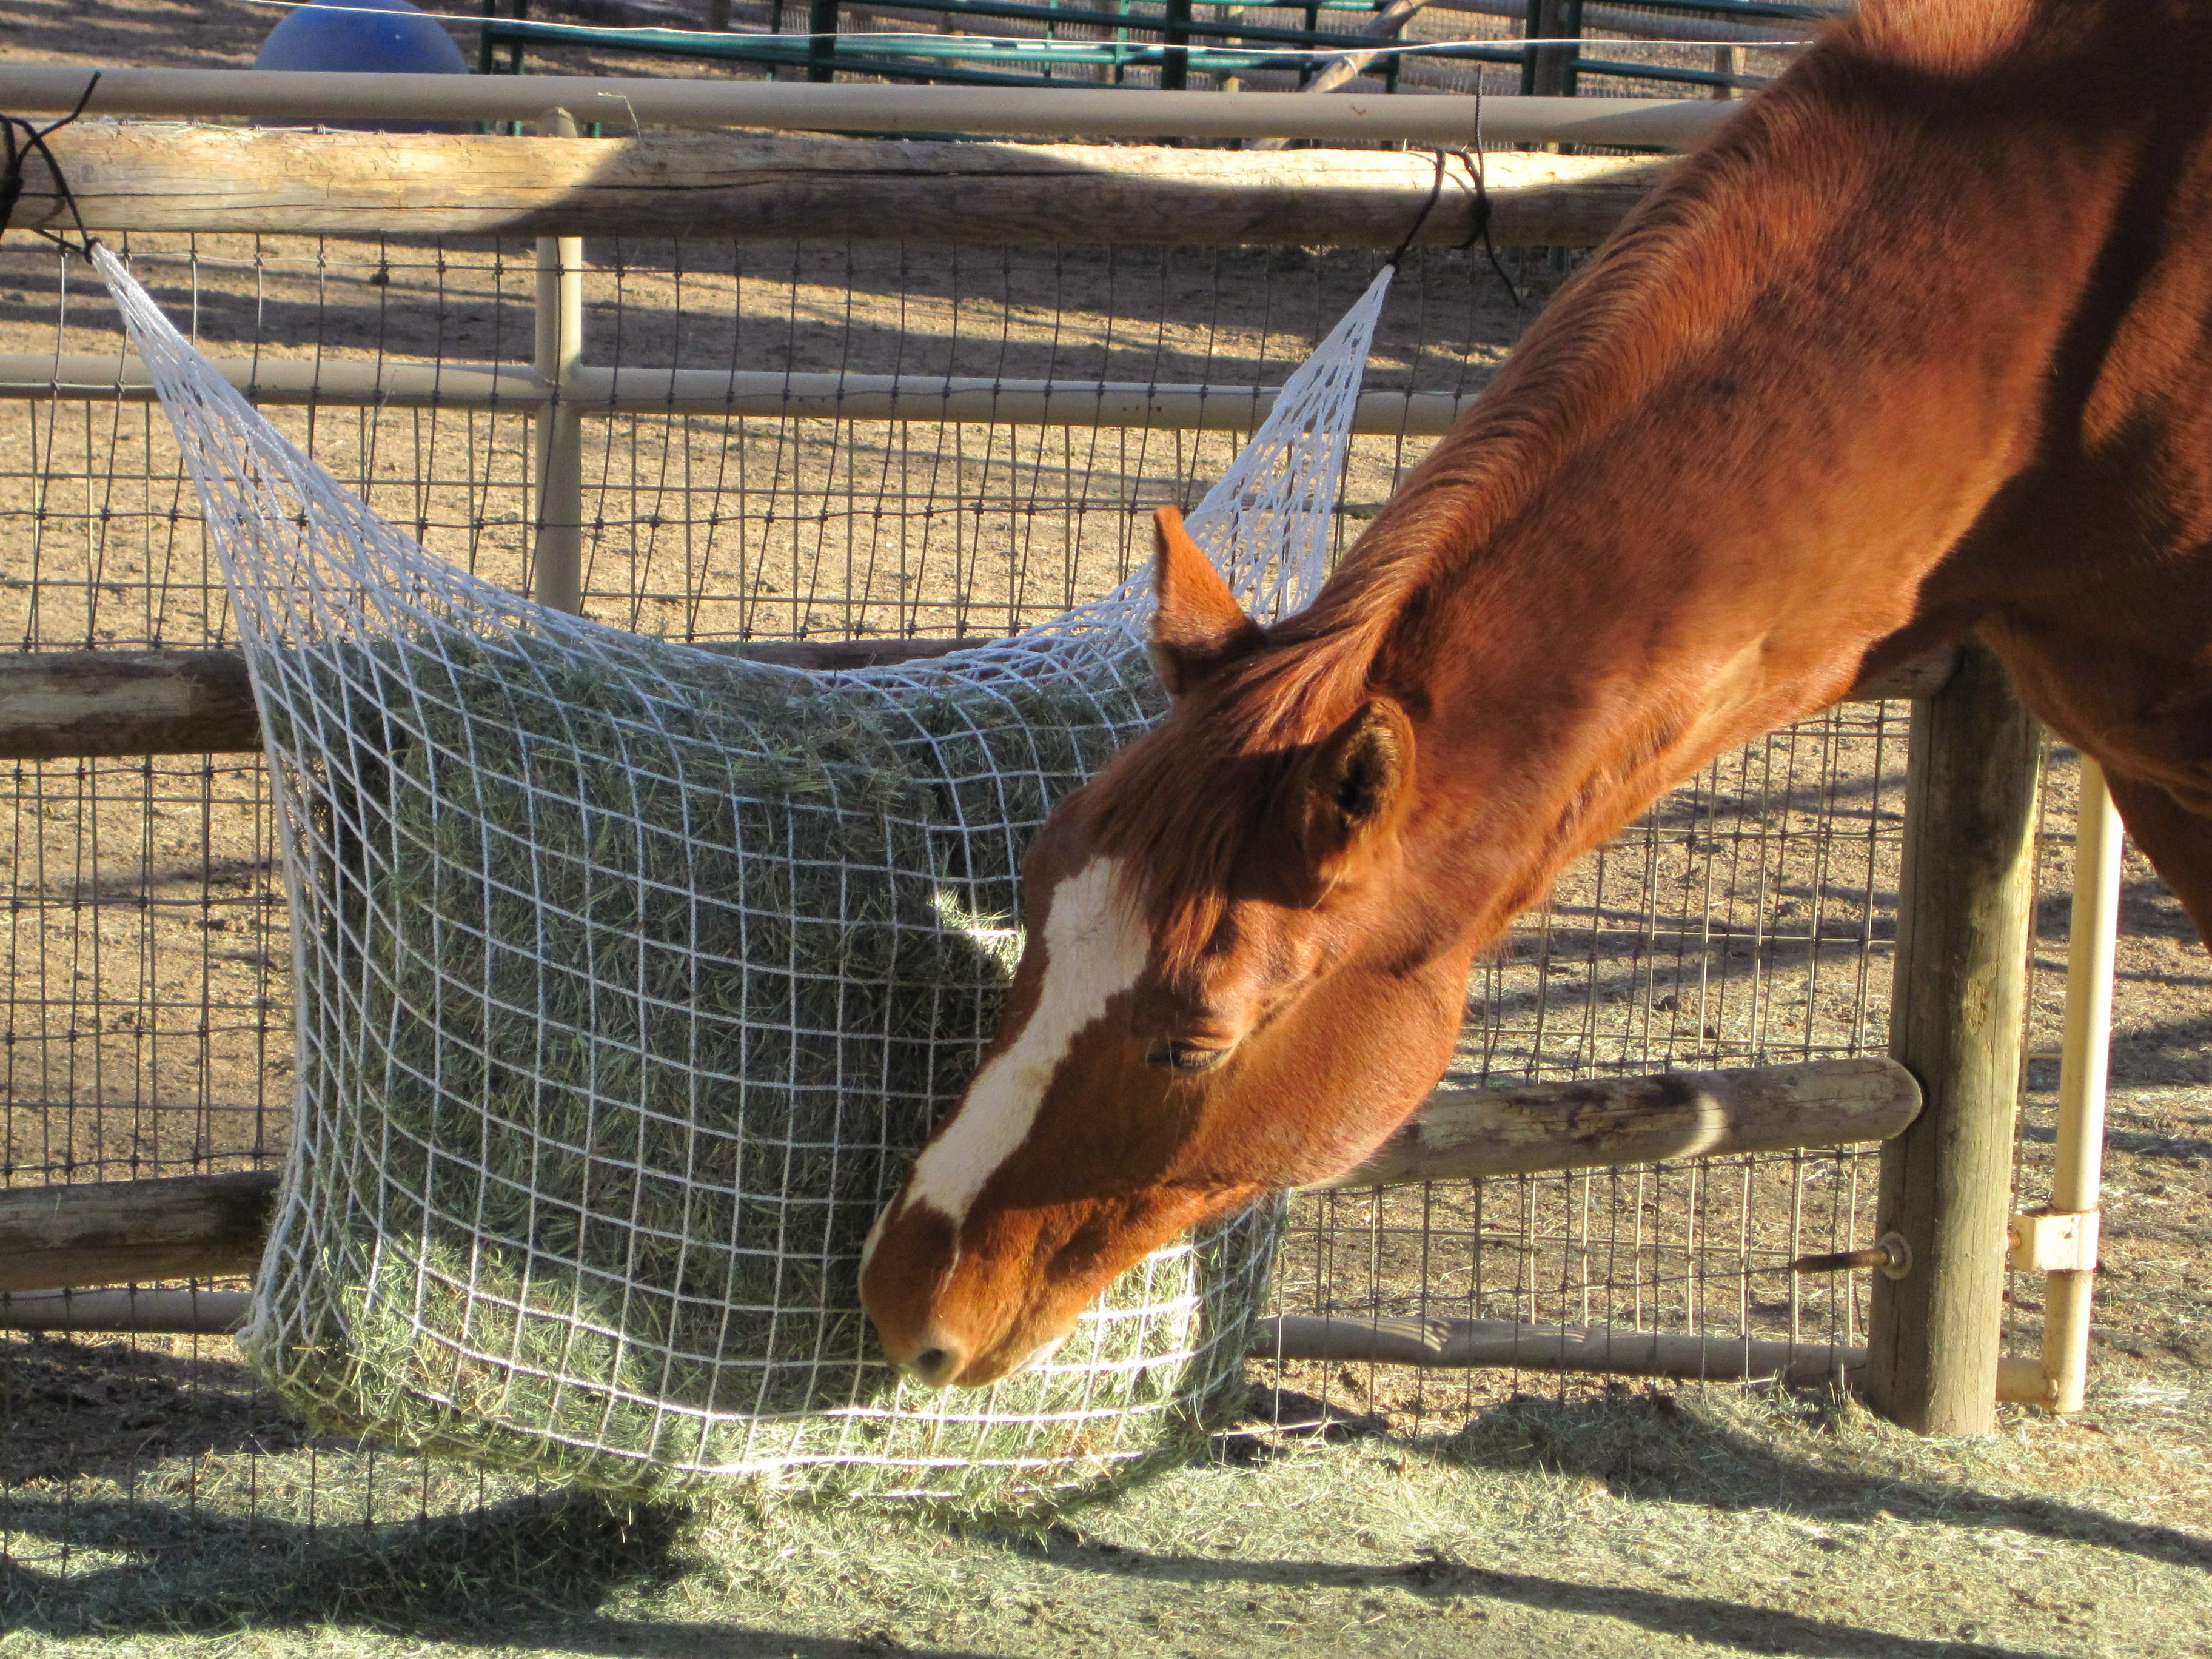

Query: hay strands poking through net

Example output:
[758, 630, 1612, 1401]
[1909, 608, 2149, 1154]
[93, 243, 1391, 1505]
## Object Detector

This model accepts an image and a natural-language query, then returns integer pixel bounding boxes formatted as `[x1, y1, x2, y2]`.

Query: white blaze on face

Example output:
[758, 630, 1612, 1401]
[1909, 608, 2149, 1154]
[903, 856, 1147, 1228]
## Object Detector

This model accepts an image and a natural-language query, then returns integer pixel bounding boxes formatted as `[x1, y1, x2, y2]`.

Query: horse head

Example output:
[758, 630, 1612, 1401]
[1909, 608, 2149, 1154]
[860, 506, 1469, 1387]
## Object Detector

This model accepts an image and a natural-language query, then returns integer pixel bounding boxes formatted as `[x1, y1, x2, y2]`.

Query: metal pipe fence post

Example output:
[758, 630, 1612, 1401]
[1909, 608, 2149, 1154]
[1711, 43, 1744, 99]
[1522, 0, 1581, 99]
[1522, 0, 1583, 278]
[807, 0, 840, 82]
[1161, 0, 1194, 92]
[532, 107, 586, 615]
[2039, 756, 2122, 1413]
[1865, 641, 2042, 1435]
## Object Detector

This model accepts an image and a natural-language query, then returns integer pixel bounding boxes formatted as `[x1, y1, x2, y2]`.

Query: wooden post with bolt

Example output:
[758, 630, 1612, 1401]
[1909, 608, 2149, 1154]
[1865, 641, 2043, 1434]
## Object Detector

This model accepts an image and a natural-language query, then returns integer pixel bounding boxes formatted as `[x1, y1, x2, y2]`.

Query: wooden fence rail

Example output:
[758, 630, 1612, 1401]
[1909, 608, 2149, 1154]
[0, 647, 1958, 763]
[16, 126, 1671, 247]
[0, 1057, 1917, 1317]
[0, 1170, 278, 1296]
[0, 66, 1734, 148]
[1328, 1057, 1919, 1188]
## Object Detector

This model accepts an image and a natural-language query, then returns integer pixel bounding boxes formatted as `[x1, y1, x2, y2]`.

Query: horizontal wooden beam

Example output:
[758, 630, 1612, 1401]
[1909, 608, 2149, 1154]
[0, 1170, 277, 1295]
[1321, 1056, 1922, 1189]
[1256, 1315, 1862, 1387]
[0, 646, 1959, 764]
[19, 125, 1671, 246]
[0, 66, 1732, 149]
[0, 1054, 1915, 1303]
[0, 649, 260, 761]
[0, 642, 964, 760]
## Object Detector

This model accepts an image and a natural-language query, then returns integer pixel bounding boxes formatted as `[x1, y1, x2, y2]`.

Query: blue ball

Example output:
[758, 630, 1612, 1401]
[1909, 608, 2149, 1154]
[255, 0, 471, 130]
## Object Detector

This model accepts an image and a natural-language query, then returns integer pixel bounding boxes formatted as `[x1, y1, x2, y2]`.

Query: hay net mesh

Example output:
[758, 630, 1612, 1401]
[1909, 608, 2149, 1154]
[95, 244, 1389, 1502]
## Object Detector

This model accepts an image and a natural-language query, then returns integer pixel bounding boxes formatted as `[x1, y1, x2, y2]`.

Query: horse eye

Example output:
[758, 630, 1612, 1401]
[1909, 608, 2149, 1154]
[1145, 1039, 1229, 1074]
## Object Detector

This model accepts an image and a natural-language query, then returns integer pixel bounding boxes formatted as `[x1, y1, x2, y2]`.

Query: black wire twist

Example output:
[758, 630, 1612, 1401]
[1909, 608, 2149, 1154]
[1384, 81, 1521, 309]
[0, 73, 104, 260]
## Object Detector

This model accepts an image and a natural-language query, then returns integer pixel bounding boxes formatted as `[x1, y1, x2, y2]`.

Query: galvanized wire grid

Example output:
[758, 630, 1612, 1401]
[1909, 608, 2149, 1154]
[1267, 699, 1908, 1432]
[0, 225, 1987, 1591]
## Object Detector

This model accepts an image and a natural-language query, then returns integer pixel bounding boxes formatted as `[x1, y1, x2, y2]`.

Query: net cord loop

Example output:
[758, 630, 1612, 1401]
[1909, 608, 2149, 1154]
[0, 73, 101, 260]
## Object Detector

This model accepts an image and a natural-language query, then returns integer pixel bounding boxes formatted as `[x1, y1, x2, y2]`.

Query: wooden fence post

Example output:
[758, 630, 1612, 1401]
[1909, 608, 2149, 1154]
[1865, 640, 2042, 1434]
[532, 107, 586, 615]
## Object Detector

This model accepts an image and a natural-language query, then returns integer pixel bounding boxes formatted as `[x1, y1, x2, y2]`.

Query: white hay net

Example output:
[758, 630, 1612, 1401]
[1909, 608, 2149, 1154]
[95, 243, 1390, 1502]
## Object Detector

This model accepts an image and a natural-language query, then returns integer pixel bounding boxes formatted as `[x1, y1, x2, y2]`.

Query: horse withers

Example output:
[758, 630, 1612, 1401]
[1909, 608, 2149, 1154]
[863, 0, 2212, 1387]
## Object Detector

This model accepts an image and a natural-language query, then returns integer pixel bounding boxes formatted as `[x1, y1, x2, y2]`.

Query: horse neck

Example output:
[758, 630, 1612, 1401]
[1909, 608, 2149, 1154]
[1309, 7, 2175, 950]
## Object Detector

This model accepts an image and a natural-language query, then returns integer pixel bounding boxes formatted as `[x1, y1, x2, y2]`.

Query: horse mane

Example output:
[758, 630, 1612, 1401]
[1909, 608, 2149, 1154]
[1087, 19, 1945, 974]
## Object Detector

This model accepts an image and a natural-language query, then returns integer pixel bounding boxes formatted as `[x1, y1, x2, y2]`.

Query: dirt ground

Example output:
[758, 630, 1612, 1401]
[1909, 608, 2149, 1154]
[1, 2, 2210, 1654]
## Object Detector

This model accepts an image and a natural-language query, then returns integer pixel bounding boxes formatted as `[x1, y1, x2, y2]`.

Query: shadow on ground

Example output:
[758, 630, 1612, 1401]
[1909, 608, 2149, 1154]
[1412, 1388, 2212, 1572]
[0, 1484, 688, 1639]
[4, 1353, 2205, 1652]
[996, 1534, 2054, 1659]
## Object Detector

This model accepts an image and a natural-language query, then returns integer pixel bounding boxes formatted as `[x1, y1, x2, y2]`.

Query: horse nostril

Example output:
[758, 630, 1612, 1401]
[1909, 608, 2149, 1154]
[908, 1344, 962, 1387]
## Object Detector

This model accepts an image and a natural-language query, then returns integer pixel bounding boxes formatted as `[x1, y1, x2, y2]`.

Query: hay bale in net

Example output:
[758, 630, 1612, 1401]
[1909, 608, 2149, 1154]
[96, 245, 1388, 1504]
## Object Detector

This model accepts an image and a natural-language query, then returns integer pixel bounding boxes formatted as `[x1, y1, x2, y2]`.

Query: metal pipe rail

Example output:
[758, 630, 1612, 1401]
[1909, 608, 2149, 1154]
[1443, 0, 1823, 44]
[1257, 1316, 1861, 1387]
[463, 0, 1825, 96]
[0, 352, 1488, 434]
[2018, 757, 2123, 1413]
[1254, 1318, 2057, 1403]
[467, 14, 1760, 93]
[0, 64, 1735, 149]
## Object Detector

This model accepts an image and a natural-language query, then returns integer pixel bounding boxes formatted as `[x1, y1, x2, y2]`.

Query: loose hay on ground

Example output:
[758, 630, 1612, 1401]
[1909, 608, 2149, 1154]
[7, 1330, 2212, 1652]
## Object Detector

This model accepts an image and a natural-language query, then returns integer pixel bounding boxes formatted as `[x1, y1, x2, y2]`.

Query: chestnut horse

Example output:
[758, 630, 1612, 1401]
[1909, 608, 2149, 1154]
[862, 0, 2212, 1387]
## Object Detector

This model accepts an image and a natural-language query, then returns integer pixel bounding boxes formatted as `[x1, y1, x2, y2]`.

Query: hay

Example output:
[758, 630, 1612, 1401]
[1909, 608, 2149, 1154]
[244, 623, 1278, 1504]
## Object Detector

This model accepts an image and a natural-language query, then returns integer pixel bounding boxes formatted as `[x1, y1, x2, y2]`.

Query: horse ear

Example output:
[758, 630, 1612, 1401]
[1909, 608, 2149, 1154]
[1302, 698, 1415, 866]
[1148, 505, 1262, 697]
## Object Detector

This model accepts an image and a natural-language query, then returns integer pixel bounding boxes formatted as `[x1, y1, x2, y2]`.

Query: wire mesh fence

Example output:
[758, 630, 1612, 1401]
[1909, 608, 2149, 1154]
[0, 221, 2042, 1604]
[1263, 693, 1911, 1433]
